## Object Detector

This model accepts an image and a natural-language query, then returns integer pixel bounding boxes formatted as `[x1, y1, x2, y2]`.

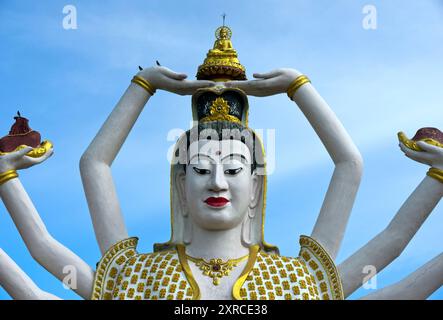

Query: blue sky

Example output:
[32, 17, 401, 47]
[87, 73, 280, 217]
[0, 0, 442, 300]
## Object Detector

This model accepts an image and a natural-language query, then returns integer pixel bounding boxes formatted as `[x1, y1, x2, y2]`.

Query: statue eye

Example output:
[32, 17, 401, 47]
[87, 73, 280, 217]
[193, 167, 211, 175]
[224, 168, 243, 175]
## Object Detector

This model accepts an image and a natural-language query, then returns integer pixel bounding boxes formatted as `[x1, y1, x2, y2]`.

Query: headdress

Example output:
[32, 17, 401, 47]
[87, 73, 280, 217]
[155, 23, 278, 255]
[193, 23, 249, 127]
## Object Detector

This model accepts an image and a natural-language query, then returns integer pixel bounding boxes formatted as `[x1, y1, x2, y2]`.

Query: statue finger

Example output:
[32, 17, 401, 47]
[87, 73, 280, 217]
[225, 80, 272, 96]
[401, 149, 427, 163]
[399, 142, 424, 156]
[400, 144, 435, 164]
[399, 142, 410, 154]
[224, 80, 245, 88]
[10, 146, 34, 160]
[416, 141, 443, 154]
[400, 143, 421, 157]
[225, 79, 263, 90]
[183, 80, 215, 88]
[159, 66, 187, 80]
[253, 69, 281, 79]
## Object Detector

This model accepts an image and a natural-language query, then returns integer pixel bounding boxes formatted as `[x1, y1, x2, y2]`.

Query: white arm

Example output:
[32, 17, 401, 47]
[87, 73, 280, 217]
[0, 178, 95, 299]
[360, 252, 443, 300]
[339, 176, 443, 298]
[291, 83, 363, 259]
[80, 83, 151, 254]
[80, 66, 215, 254]
[225, 69, 363, 258]
[0, 248, 61, 300]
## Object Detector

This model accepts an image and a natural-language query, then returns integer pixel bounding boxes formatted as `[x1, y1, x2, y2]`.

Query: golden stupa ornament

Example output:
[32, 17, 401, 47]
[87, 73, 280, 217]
[196, 20, 246, 81]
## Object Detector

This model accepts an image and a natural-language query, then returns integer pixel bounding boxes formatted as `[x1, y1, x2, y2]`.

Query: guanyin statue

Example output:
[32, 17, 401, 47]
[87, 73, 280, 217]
[0, 24, 443, 300]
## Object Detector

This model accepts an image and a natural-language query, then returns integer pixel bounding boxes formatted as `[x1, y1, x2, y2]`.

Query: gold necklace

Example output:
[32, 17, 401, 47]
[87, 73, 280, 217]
[186, 254, 249, 286]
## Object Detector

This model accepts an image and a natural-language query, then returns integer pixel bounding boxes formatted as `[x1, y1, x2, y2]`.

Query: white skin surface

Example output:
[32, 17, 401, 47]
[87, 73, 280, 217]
[0, 248, 61, 300]
[178, 139, 258, 259]
[80, 66, 215, 255]
[2, 65, 442, 299]
[227, 69, 443, 298]
[0, 147, 94, 299]
[226, 68, 364, 258]
[79, 66, 442, 299]
[0, 66, 214, 300]
[338, 141, 443, 298]
[183, 140, 254, 232]
[360, 252, 443, 300]
[0, 146, 52, 173]
[400, 141, 443, 170]
[176, 139, 258, 299]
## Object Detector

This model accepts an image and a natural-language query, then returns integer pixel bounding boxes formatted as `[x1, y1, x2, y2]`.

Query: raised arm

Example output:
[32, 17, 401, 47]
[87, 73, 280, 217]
[0, 248, 61, 300]
[0, 147, 94, 299]
[226, 69, 363, 258]
[338, 134, 443, 298]
[80, 66, 214, 254]
[360, 252, 443, 300]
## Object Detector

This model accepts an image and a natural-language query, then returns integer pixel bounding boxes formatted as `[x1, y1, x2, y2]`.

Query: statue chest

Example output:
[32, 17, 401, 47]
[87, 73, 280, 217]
[105, 251, 319, 300]
[91, 237, 343, 300]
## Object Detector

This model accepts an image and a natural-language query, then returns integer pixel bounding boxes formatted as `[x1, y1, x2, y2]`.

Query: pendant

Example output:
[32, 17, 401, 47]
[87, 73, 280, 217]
[187, 255, 248, 286]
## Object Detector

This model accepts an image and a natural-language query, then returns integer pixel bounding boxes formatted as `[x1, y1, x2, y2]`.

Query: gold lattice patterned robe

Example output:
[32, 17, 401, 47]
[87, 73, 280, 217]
[91, 235, 344, 300]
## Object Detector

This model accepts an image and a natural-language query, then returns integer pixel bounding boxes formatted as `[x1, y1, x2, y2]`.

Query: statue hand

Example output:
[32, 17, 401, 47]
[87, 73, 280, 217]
[224, 68, 303, 97]
[0, 146, 54, 173]
[399, 141, 443, 170]
[137, 66, 215, 96]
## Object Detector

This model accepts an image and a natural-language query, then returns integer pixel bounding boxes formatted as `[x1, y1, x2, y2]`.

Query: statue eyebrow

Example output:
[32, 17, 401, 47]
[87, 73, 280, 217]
[188, 153, 248, 164]
[188, 153, 216, 164]
[221, 153, 248, 162]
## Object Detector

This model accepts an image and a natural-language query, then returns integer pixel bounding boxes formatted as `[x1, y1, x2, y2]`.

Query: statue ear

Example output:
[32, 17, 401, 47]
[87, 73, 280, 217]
[175, 168, 188, 217]
[249, 173, 261, 209]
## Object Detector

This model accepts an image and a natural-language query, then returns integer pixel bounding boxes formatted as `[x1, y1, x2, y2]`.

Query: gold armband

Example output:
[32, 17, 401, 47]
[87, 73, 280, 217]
[427, 167, 443, 184]
[131, 75, 156, 96]
[287, 75, 311, 99]
[0, 169, 18, 186]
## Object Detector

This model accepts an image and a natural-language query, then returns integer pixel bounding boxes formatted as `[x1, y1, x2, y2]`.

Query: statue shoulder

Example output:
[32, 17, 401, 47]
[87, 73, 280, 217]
[123, 248, 180, 271]
[91, 237, 139, 300]
[298, 235, 344, 300]
[113, 247, 194, 300]
[92, 241, 192, 300]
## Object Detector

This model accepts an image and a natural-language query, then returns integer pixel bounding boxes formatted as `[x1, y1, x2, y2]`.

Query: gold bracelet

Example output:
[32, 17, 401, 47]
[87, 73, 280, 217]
[131, 75, 156, 96]
[427, 167, 443, 184]
[0, 169, 18, 186]
[287, 75, 311, 99]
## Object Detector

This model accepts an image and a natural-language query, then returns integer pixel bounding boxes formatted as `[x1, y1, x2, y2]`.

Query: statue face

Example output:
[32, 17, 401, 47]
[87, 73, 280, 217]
[182, 139, 257, 231]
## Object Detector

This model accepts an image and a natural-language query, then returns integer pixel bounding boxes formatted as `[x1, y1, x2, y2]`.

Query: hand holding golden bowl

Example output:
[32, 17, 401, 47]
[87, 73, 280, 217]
[398, 127, 443, 182]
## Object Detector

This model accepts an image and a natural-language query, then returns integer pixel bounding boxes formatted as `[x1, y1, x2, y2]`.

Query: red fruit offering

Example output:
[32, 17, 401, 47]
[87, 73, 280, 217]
[0, 112, 41, 153]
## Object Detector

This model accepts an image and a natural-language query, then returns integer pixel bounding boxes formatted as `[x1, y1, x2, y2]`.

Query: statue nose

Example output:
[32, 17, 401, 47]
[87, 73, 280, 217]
[209, 165, 228, 192]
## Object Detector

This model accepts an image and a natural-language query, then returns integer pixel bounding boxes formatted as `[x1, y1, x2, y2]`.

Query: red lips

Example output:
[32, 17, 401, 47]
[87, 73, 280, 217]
[204, 197, 230, 207]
